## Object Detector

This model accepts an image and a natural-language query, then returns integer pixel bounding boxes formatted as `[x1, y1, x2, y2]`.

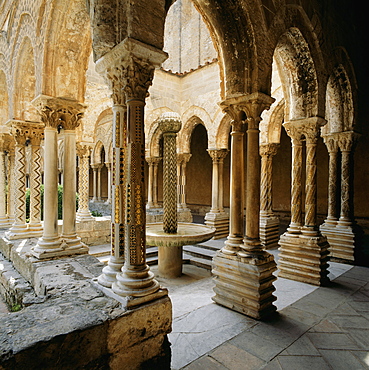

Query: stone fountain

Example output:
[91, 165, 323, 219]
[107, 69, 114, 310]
[146, 112, 215, 278]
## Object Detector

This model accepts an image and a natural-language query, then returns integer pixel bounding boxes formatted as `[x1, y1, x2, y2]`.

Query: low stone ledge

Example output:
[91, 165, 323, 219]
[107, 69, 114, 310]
[0, 237, 172, 369]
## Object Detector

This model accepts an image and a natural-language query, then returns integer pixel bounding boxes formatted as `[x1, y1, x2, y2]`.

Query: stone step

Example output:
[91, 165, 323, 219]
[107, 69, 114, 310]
[88, 244, 111, 257]
[183, 252, 212, 270]
[183, 244, 217, 260]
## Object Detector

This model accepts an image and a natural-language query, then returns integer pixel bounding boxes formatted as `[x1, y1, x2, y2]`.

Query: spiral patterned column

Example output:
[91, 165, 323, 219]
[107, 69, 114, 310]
[76, 145, 93, 221]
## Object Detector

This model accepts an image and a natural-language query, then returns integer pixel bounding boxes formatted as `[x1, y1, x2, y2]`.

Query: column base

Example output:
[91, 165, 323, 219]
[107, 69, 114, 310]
[259, 216, 279, 249]
[205, 212, 229, 239]
[278, 232, 330, 286]
[212, 250, 277, 320]
[177, 207, 193, 223]
[222, 235, 243, 255]
[31, 235, 88, 259]
[76, 210, 94, 222]
[98, 256, 125, 288]
[112, 265, 162, 306]
[5, 223, 29, 240]
[0, 217, 12, 229]
[320, 222, 362, 262]
[27, 223, 44, 238]
[62, 234, 89, 253]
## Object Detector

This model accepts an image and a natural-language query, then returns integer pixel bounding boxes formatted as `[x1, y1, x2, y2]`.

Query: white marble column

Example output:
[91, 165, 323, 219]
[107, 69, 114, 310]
[259, 143, 279, 249]
[61, 111, 88, 253]
[105, 162, 112, 204]
[76, 144, 94, 221]
[176, 153, 192, 222]
[91, 165, 98, 202]
[97, 164, 103, 201]
[31, 95, 87, 259]
[205, 149, 229, 239]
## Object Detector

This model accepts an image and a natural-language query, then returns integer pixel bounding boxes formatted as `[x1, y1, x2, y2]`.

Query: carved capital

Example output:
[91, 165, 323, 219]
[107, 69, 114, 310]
[322, 133, 339, 153]
[207, 148, 228, 162]
[177, 153, 191, 165]
[259, 143, 279, 157]
[158, 112, 182, 133]
[32, 95, 86, 130]
[337, 131, 361, 152]
[146, 156, 162, 165]
[283, 117, 325, 144]
[7, 120, 44, 146]
[76, 143, 91, 158]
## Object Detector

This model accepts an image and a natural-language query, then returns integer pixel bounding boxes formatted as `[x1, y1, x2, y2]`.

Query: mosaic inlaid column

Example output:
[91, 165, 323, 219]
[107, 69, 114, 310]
[60, 104, 88, 253]
[6, 122, 29, 239]
[0, 137, 10, 227]
[205, 149, 229, 239]
[279, 117, 330, 286]
[95, 38, 168, 305]
[259, 143, 279, 249]
[27, 126, 44, 236]
[76, 144, 94, 221]
[98, 103, 127, 287]
[213, 93, 277, 320]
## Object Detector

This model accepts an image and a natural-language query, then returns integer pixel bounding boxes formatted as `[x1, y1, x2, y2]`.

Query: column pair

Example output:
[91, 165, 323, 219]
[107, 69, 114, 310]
[212, 93, 277, 320]
[96, 37, 168, 307]
[146, 156, 161, 209]
[320, 131, 361, 261]
[31, 96, 88, 259]
[278, 117, 330, 285]
[5, 121, 44, 239]
[204, 149, 229, 239]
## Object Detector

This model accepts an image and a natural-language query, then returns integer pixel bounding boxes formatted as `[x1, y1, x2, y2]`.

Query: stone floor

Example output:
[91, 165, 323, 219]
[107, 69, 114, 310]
[152, 238, 369, 370]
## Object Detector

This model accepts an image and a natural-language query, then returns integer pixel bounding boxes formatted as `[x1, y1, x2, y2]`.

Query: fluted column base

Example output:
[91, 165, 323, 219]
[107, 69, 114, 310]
[278, 232, 330, 286]
[259, 216, 280, 249]
[212, 250, 277, 320]
[205, 212, 229, 239]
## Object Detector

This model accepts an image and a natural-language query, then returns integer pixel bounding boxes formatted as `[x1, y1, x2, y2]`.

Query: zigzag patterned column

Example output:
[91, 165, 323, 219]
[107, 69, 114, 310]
[0, 135, 11, 227]
[28, 126, 44, 236]
[6, 121, 29, 239]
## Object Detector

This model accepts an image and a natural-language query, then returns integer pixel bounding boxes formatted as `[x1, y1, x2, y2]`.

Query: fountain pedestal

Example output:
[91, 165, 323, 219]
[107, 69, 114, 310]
[146, 222, 215, 278]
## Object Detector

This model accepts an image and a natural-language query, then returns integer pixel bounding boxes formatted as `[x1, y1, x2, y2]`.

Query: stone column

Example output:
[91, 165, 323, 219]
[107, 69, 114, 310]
[259, 143, 279, 249]
[76, 144, 94, 221]
[105, 162, 112, 204]
[279, 117, 330, 285]
[60, 105, 88, 253]
[220, 109, 245, 255]
[330, 131, 361, 261]
[321, 135, 340, 226]
[212, 93, 277, 320]
[146, 157, 161, 209]
[91, 165, 98, 202]
[6, 122, 29, 239]
[6, 150, 15, 224]
[96, 164, 103, 201]
[27, 126, 44, 236]
[95, 38, 168, 307]
[205, 149, 229, 239]
[98, 103, 126, 288]
[31, 96, 87, 259]
[176, 153, 192, 222]
[0, 148, 7, 226]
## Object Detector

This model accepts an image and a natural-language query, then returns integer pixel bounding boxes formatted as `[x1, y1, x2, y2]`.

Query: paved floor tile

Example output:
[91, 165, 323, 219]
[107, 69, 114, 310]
[346, 328, 369, 349]
[281, 335, 320, 356]
[326, 314, 369, 329]
[210, 343, 266, 370]
[228, 330, 284, 362]
[277, 355, 331, 370]
[306, 332, 359, 350]
[182, 355, 228, 370]
[353, 351, 369, 367]
[319, 349, 367, 370]
[309, 318, 342, 333]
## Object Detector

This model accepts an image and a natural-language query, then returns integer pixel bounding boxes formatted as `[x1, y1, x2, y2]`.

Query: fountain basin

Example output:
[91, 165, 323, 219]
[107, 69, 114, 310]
[146, 222, 216, 278]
